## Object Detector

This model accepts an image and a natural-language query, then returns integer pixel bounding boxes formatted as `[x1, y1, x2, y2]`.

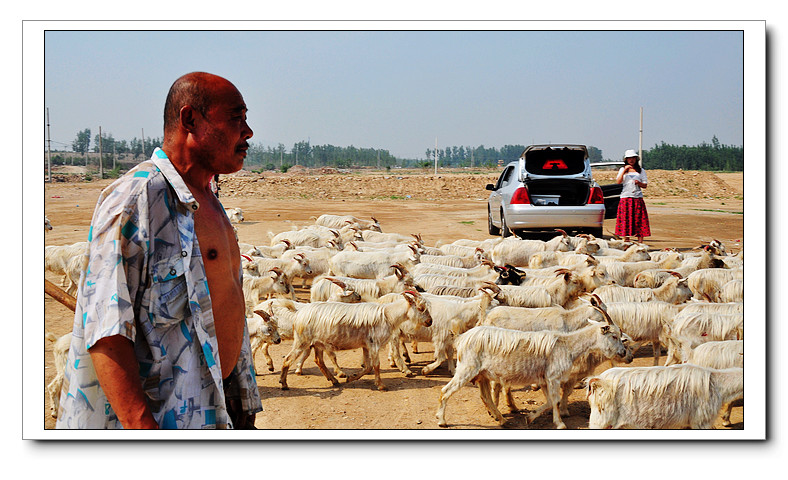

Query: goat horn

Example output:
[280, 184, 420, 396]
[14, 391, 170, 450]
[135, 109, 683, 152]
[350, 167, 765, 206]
[591, 305, 614, 325]
[326, 277, 348, 289]
[253, 309, 271, 320]
[555, 228, 568, 237]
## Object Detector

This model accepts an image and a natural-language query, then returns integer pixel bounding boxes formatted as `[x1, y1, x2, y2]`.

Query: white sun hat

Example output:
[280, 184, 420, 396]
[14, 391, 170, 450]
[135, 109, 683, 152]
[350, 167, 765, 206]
[624, 149, 639, 159]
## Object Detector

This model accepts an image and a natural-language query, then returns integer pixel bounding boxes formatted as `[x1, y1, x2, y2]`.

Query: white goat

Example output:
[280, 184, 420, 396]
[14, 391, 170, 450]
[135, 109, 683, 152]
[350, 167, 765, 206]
[224, 207, 244, 223]
[390, 291, 494, 376]
[242, 268, 291, 316]
[45, 242, 88, 289]
[279, 291, 432, 391]
[310, 265, 414, 303]
[45, 331, 71, 418]
[716, 279, 743, 303]
[603, 301, 683, 365]
[682, 340, 744, 426]
[586, 364, 743, 429]
[478, 269, 587, 308]
[315, 214, 382, 232]
[435, 305, 627, 429]
[247, 307, 281, 373]
[664, 311, 744, 365]
[592, 276, 693, 305]
[269, 228, 324, 248]
[247, 253, 313, 290]
[45, 215, 53, 231]
[490, 232, 573, 267]
[328, 246, 419, 279]
[252, 298, 348, 378]
[687, 268, 743, 302]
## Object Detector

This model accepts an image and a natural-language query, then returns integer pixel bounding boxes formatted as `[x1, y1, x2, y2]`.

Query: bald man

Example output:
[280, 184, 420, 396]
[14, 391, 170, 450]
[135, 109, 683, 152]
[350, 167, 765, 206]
[56, 73, 261, 429]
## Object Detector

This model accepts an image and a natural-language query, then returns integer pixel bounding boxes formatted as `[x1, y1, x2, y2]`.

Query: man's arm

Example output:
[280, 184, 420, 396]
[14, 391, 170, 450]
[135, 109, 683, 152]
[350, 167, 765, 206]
[89, 335, 159, 429]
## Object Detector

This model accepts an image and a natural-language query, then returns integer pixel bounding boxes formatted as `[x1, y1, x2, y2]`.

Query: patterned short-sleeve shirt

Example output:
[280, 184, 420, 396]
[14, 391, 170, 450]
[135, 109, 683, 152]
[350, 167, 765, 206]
[56, 148, 262, 429]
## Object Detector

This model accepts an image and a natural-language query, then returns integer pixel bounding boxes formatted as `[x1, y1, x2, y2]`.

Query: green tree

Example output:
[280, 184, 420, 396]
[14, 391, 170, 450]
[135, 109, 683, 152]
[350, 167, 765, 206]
[72, 128, 91, 154]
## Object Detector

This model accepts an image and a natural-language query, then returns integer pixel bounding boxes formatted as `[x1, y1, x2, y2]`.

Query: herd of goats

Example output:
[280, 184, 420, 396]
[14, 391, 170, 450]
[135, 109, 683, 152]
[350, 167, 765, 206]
[45, 210, 744, 429]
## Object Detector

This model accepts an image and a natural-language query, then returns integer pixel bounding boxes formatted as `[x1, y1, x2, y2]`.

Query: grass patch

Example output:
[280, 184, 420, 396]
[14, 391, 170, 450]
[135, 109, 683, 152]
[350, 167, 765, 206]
[459, 220, 475, 225]
[692, 208, 743, 215]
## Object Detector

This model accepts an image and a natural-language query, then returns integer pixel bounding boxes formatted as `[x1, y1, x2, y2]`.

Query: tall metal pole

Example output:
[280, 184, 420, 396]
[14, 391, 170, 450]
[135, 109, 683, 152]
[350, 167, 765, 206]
[141, 128, 145, 159]
[639, 107, 643, 167]
[99, 126, 103, 178]
[46, 108, 52, 182]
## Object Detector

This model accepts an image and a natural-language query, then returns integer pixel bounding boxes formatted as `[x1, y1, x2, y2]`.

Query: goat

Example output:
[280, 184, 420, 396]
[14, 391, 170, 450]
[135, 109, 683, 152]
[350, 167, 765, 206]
[247, 307, 281, 373]
[435, 305, 627, 429]
[315, 214, 382, 232]
[45, 215, 53, 231]
[681, 340, 744, 426]
[252, 298, 348, 378]
[592, 275, 693, 305]
[45, 331, 71, 418]
[490, 231, 573, 267]
[224, 207, 244, 223]
[390, 290, 494, 376]
[310, 264, 414, 302]
[279, 291, 432, 391]
[603, 301, 683, 365]
[478, 269, 587, 308]
[328, 245, 419, 279]
[586, 364, 743, 429]
[664, 311, 744, 366]
[716, 279, 743, 303]
[242, 268, 291, 316]
[687, 268, 743, 302]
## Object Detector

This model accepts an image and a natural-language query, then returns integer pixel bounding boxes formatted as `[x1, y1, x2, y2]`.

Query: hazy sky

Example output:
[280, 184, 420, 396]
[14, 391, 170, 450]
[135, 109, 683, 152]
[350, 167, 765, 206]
[43, 28, 744, 161]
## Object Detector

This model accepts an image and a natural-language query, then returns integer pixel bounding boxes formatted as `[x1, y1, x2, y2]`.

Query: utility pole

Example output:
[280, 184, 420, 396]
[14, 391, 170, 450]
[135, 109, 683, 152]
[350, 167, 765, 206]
[639, 107, 644, 167]
[99, 126, 103, 179]
[46, 108, 52, 182]
[113, 142, 116, 170]
[141, 128, 145, 159]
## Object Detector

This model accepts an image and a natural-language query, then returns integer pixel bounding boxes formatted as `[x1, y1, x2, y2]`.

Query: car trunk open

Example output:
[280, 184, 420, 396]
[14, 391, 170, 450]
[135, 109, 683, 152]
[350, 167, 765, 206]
[525, 179, 591, 206]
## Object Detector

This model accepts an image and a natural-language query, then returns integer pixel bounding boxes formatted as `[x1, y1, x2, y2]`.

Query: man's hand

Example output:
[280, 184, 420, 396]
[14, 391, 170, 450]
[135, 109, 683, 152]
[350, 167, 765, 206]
[89, 335, 159, 429]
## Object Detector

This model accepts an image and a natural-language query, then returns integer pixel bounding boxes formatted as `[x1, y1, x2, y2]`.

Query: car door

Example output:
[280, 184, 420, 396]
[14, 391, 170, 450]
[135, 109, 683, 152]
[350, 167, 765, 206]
[489, 165, 516, 224]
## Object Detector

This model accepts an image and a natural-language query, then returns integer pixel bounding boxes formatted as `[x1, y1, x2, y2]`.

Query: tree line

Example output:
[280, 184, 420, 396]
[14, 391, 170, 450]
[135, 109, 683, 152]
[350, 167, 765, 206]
[641, 136, 743, 171]
[53, 130, 743, 172]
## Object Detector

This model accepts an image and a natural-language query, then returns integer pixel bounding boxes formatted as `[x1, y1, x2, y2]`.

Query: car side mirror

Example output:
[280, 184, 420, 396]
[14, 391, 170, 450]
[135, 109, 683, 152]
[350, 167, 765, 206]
[485, 184, 495, 191]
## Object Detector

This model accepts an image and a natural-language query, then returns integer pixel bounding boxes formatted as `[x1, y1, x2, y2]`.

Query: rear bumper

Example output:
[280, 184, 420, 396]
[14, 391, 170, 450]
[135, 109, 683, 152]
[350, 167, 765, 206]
[505, 204, 605, 230]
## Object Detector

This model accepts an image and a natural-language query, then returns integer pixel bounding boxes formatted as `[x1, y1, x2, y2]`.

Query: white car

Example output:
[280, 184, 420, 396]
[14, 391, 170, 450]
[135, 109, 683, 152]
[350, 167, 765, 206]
[486, 144, 622, 238]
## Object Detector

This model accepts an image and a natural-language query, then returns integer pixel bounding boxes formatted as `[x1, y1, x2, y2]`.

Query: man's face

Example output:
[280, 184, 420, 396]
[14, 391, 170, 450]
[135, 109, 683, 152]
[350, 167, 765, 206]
[196, 83, 253, 174]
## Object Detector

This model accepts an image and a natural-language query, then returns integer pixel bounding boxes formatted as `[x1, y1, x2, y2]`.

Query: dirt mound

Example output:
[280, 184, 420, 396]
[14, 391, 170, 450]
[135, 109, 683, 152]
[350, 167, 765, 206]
[217, 168, 741, 201]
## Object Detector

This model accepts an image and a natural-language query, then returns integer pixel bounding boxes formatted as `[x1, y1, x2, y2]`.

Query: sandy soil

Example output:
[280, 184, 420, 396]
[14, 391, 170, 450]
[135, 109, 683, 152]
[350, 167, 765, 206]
[42, 168, 744, 431]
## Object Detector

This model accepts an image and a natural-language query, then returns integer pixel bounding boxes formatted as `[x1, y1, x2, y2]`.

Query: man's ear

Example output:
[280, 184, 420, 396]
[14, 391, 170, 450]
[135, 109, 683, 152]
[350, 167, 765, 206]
[180, 105, 197, 132]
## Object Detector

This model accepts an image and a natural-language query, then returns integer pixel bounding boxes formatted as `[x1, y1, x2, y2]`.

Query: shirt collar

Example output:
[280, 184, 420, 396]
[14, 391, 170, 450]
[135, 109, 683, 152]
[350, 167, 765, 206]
[151, 147, 200, 212]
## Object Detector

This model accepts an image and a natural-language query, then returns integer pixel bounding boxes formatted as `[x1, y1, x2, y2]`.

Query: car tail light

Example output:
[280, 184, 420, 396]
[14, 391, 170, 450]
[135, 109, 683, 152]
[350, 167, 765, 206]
[510, 187, 531, 204]
[588, 186, 605, 204]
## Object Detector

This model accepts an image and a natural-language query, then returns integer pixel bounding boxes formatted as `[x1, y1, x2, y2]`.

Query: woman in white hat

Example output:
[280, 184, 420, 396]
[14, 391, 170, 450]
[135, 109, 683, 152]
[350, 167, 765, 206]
[615, 149, 651, 243]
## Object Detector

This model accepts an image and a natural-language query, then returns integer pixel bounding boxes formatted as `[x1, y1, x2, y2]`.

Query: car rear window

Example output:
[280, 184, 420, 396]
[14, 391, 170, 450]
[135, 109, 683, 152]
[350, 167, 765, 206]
[524, 147, 586, 175]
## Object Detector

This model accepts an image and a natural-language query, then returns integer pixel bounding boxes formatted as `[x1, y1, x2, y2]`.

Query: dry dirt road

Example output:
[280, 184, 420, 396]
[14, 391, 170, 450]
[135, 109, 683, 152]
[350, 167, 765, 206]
[41, 169, 745, 433]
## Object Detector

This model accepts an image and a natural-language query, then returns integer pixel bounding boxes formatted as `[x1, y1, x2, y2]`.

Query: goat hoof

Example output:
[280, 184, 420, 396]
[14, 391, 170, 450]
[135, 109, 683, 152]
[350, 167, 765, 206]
[377, 385, 388, 392]
[280, 385, 289, 391]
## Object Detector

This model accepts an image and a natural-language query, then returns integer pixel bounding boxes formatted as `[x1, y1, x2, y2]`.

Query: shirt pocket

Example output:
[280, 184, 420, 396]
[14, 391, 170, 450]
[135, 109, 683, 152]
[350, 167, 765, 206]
[149, 258, 191, 327]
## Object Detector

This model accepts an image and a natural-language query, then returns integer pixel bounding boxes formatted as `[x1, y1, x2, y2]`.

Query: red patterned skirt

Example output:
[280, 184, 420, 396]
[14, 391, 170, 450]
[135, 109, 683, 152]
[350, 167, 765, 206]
[615, 197, 651, 238]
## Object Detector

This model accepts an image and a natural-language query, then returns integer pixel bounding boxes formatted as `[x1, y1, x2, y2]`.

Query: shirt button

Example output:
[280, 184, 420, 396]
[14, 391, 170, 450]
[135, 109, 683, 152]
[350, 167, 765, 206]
[170, 268, 177, 276]
[181, 250, 187, 257]
[191, 204, 198, 210]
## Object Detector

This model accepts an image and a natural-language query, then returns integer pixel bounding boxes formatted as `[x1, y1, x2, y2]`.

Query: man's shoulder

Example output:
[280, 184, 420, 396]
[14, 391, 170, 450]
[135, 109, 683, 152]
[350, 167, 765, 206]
[101, 160, 168, 198]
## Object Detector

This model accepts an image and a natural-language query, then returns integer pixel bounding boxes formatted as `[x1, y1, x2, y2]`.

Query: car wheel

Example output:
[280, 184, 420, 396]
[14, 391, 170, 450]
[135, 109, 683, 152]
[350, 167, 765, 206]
[487, 206, 501, 236]
[501, 209, 512, 238]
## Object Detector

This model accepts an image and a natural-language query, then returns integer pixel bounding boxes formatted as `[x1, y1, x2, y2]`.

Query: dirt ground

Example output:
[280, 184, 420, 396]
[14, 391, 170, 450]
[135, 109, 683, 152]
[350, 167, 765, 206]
[42, 167, 744, 432]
